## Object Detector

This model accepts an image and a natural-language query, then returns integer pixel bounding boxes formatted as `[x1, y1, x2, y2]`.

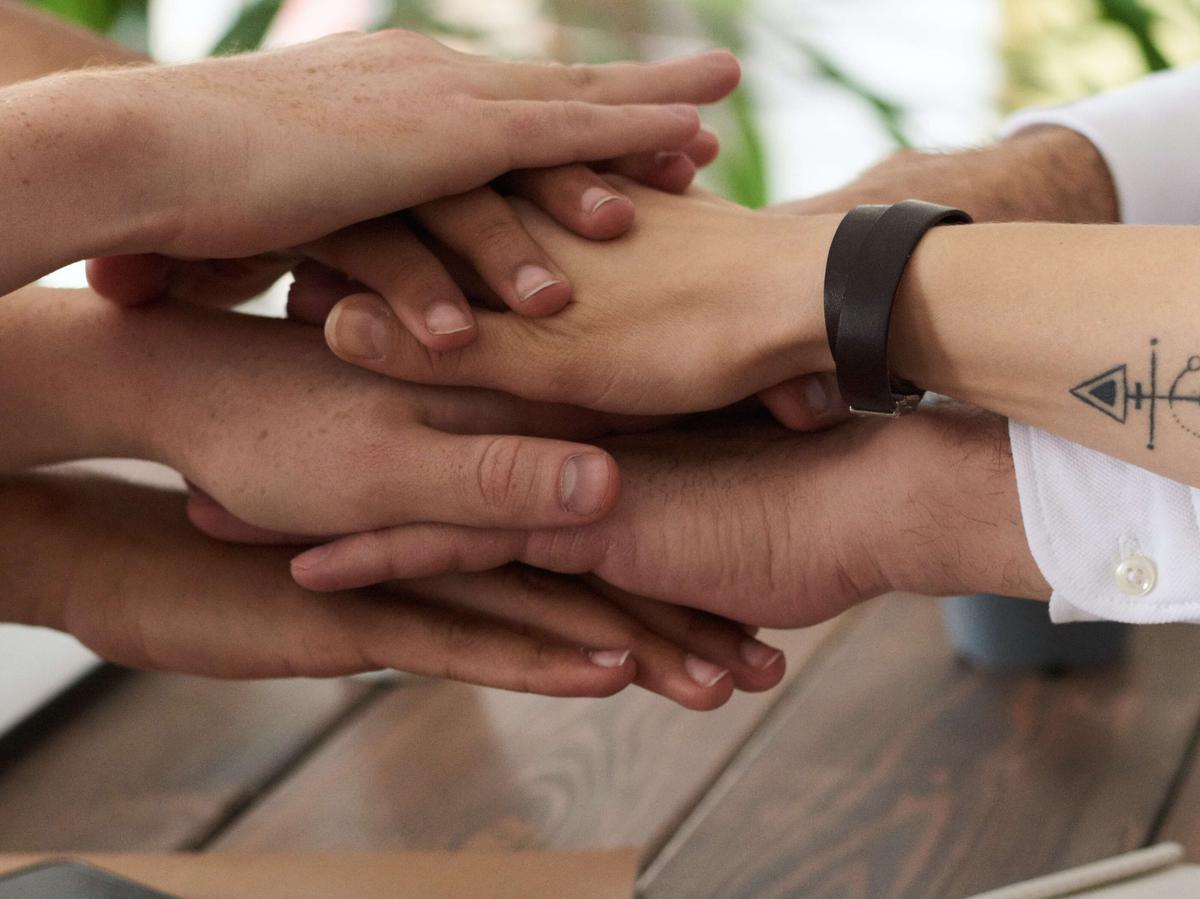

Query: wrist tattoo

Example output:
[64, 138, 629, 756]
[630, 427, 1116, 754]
[1071, 338, 1200, 450]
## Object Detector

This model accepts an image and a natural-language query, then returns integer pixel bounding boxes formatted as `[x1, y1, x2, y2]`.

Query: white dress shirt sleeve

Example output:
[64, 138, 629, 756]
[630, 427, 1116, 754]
[997, 65, 1200, 623]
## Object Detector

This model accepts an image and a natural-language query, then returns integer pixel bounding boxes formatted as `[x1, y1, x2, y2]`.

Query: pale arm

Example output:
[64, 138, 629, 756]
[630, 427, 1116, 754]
[0, 5, 157, 291]
[888, 220, 1200, 488]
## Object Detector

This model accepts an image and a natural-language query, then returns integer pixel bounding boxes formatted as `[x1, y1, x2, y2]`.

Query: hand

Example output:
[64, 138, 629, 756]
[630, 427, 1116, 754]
[19, 289, 662, 537]
[0, 471, 786, 709]
[317, 180, 841, 416]
[79, 34, 737, 262]
[283, 404, 1050, 627]
[85, 129, 723, 344]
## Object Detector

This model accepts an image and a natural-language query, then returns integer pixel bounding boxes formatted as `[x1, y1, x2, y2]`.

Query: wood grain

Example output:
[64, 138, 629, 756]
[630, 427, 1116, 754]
[0, 668, 376, 851]
[209, 623, 843, 858]
[1150, 712, 1200, 854]
[640, 594, 1200, 899]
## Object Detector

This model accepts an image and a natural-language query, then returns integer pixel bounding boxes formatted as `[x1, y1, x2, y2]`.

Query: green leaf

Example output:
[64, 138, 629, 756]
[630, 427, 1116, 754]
[714, 85, 769, 208]
[25, 0, 122, 32]
[211, 0, 284, 55]
[1095, 0, 1172, 71]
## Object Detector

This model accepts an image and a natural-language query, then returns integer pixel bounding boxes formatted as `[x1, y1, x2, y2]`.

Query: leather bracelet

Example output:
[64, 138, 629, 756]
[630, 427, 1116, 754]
[824, 200, 972, 417]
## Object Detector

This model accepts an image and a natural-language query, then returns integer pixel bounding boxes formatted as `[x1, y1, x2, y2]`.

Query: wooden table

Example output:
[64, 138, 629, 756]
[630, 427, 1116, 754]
[4, 593, 1200, 898]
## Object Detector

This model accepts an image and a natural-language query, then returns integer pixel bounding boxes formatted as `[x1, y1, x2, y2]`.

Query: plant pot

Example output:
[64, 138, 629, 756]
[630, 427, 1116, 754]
[941, 593, 1130, 672]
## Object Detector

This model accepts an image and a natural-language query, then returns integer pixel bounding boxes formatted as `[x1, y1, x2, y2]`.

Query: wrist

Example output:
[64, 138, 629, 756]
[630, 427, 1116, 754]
[0, 474, 74, 629]
[752, 212, 840, 379]
[992, 126, 1117, 223]
[0, 288, 164, 469]
[867, 406, 1049, 600]
[2, 72, 176, 261]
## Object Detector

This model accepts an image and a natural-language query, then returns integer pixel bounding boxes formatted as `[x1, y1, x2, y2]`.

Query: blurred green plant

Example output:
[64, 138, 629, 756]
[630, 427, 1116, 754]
[1096, 0, 1172, 70]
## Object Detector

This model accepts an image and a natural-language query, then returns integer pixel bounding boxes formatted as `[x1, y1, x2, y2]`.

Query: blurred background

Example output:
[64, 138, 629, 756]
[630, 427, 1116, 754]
[2, 0, 1199, 736]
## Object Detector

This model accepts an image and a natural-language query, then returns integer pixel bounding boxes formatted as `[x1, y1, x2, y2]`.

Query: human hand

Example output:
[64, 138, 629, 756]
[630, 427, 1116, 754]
[283, 404, 1050, 627]
[315, 180, 841, 416]
[0, 471, 785, 708]
[68, 33, 737, 264]
[57, 290, 660, 538]
[87, 128, 723, 352]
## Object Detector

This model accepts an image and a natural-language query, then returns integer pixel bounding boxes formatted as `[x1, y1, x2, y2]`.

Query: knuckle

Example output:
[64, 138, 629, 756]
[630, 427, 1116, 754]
[505, 106, 549, 141]
[474, 436, 538, 514]
[472, 215, 525, 254]
[530, 640, 561, 673]
[562, 63, 598, 91]
[560, 99, 595, 130]
[411, 332, 468, 379]
[527, 528, 601, 573]
[374, 27, 419, 47]
[440, 615, 486, 656]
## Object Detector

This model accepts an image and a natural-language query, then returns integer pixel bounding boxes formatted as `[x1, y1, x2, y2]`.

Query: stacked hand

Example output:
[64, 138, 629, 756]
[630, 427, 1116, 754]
[171, 144, 1060, 634]
[0, 471, 786, 709]
[4, 16, 1079, 705]
[81, 33, 736, 333]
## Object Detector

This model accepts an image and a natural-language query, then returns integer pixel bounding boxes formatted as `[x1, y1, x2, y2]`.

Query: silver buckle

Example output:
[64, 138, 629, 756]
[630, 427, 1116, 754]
[849, 394, 922, 419]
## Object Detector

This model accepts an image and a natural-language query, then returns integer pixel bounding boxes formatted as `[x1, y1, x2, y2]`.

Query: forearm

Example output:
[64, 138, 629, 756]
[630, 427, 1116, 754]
[890, 222, 1200, 487]
[0, 73, 166, 292]
[0, 286, 157, 470]
[0, 1, 145, 87]
[0, 5, 154, 289]
[0, 470, 145, 629]
[776, 127, 1117, 224]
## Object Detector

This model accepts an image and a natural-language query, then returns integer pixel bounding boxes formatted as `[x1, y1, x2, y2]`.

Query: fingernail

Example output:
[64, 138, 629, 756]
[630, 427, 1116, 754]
[804, 375, 829, 413]
[559, 453, 611, 517]
[669, 104, 698, 122]
[330, 304, 389, 361]
[291, 543, 334, 572]
[588, 649, 631, 669]
[654, 151, 688, 168]
[739, 639, 783, 670]
[581, 187, 622, 215]
[514, 265, 562, 303]
[685, 654, 729, 688]
[424, 301, 473, 335]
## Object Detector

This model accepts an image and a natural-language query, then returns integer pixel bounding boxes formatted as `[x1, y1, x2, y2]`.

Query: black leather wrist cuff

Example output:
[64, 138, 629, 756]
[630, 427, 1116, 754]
[824, 200, 972, 417]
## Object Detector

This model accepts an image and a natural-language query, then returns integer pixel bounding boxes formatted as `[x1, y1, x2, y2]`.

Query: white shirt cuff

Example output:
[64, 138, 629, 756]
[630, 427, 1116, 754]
[1009, 421, 1200, 624]
[1000, 64, 1200, 225]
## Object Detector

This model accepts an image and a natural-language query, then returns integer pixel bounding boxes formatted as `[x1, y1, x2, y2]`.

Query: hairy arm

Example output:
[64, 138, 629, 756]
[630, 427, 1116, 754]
[775, 126, 1118, 224]
[285, 401, 1049, 624]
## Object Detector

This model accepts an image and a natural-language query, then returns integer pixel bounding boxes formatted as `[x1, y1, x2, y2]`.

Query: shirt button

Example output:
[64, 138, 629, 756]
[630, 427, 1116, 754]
[1115, 555, 1157, 596]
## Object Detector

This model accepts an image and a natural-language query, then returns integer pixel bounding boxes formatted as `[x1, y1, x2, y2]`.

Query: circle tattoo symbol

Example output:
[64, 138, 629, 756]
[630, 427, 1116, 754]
[1168, 357, 1200, 440]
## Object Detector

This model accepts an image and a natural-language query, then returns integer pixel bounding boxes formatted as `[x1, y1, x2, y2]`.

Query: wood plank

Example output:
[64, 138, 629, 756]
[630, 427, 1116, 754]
[209, 622, 845, 856]
[0, 668, 377, 851]
[640, 594, 1200, 899]
[1149, 713, 1200, 854]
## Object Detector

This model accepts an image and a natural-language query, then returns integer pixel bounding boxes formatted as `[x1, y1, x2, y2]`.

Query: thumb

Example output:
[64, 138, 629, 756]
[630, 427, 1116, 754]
[758, 373, 849, 431]
[86, 254, 171, 306]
